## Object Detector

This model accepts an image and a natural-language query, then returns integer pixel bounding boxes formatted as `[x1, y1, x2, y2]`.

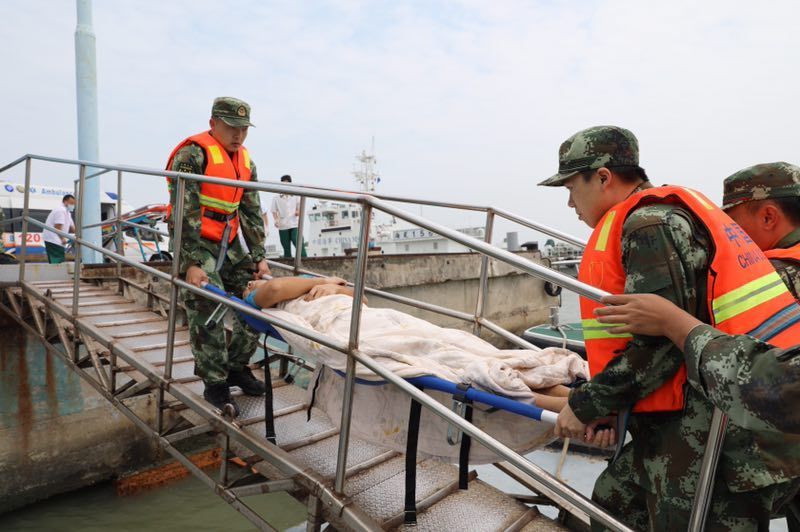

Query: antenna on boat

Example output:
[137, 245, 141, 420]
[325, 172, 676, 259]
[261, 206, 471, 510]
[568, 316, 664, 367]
[353, 137, 379, 193]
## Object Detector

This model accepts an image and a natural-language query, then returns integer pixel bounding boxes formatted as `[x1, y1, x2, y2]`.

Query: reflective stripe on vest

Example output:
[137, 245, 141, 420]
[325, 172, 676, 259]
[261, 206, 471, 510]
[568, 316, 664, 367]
[199, 194, 240, 214]
[165, 131, 252, 244]
[578, 185, 800, 414]
[712, 271, 787, 324]
[580, 318, 632, 340]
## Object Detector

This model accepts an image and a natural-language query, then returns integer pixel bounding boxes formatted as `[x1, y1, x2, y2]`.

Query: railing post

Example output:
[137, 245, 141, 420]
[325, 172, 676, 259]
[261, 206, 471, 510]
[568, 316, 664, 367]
[18, 157, 32, 283]
[688, 408, 728, 531]
[294, 196, 306, 274]
[160, 175, 186, 433]
[115, 170, 123, 280]
[334, 201, 372, 494]
[71, 165, 87, 321]
[472, 209, 495, 335]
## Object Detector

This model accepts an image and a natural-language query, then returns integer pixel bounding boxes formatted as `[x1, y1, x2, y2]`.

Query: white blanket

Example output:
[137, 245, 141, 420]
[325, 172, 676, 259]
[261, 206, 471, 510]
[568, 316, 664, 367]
[264, 294, 588, 403]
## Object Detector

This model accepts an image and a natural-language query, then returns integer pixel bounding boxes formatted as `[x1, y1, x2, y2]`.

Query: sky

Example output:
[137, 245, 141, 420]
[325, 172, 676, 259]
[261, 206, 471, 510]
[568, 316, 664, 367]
[1, 0, 798, 247]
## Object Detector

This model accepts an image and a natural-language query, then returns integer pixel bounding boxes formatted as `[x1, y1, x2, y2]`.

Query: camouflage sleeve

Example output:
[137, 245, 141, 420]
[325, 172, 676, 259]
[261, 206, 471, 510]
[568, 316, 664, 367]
[770, 260, 800, 300]
[569, 205, 710, 421]
[238, 160, 266, 262]
[684, 324, 800, 434]
[169, 145, 215, 273]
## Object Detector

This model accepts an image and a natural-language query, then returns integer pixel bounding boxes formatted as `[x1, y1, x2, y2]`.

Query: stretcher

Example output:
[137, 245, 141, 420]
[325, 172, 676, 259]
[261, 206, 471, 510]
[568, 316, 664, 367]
[205, 277, 564, 523]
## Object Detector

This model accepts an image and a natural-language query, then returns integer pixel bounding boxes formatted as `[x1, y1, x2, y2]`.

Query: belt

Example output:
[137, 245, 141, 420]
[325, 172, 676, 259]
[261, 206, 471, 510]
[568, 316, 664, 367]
[203, 210, 237, 223]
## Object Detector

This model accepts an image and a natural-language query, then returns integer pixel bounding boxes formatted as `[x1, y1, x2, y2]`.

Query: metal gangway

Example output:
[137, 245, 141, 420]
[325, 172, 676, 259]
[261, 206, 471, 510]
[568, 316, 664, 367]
[0, 154, 720, 531]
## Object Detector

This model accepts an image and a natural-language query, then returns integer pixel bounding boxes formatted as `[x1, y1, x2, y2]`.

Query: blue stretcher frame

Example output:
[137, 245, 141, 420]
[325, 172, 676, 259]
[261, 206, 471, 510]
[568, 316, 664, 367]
[204, 283, 557, 424]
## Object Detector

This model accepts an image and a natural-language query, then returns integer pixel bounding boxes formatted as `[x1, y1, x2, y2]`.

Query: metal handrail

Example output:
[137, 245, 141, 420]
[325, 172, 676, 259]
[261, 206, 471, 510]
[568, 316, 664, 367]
[0, 153, 586, 249]
[21, 214, 631, 530]
[2, 152, 688, 531]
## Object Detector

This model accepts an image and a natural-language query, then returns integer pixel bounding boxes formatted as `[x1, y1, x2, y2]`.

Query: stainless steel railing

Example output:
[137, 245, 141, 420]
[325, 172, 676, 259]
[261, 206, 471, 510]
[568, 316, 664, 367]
[4, 152, 712, 531]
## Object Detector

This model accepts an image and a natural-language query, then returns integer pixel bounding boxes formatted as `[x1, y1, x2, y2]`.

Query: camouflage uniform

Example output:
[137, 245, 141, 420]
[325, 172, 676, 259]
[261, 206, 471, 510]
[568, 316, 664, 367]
[169, 98, 266, 386]
[720, 161, 800, 530]
[539, 128, 800, 530]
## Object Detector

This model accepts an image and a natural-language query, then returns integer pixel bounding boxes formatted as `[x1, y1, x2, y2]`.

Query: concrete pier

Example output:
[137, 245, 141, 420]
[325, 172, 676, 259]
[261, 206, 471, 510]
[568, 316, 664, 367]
[0, 328, 158, 513]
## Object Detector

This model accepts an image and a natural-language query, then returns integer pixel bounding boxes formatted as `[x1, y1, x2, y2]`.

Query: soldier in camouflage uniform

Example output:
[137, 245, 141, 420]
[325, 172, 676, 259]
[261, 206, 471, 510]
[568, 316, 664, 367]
[538, 126, 800, 530]
[168, 97, 269, 416]
[722, 162, 800, 298]
[594, 292, 800, 530]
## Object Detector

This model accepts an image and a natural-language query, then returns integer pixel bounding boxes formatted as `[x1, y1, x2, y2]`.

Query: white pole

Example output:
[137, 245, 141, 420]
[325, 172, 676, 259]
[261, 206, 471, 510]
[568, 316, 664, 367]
[75, 0, 101, 263]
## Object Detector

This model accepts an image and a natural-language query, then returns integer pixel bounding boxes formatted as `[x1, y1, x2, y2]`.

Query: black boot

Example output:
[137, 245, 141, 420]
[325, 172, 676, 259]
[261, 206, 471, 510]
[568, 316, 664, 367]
[227, 366, 267, 396]
[203, 382, 240, 417]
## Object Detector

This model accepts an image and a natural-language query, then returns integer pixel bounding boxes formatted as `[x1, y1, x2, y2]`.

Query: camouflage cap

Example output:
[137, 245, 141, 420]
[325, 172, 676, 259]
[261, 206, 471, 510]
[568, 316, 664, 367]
[538, 125, 639, 186]
[211, 96, 255, 128]
[722, 162, 800, 211]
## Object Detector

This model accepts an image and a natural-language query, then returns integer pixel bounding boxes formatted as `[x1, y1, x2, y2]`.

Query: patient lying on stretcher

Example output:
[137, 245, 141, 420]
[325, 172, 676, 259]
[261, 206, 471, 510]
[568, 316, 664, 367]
[242, 276, 583, 413]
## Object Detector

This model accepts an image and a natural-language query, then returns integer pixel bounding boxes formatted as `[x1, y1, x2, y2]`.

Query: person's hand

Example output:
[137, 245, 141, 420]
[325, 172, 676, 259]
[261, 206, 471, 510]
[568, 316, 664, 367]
[253, 259, 271, 280]
[595, 294, 677, 336]
[186, 265, 209, 287]
[304, 284, 343, 301]
[274, 221, 280, 228]
[585, 417, 617, 448]
[325, 276, 347, 286]
[554, 403, 586, 440]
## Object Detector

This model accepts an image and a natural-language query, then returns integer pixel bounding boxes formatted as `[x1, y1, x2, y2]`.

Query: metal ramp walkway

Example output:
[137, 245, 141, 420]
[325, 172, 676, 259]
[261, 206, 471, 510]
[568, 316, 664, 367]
[4, 279, 567, 531]
[0, 153, 649, 531]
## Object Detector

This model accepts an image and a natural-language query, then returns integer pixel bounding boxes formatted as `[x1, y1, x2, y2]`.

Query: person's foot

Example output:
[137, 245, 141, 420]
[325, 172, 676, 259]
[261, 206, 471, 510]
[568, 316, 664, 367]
[227, 366, 266, 396]
[203, 382, 240, 417]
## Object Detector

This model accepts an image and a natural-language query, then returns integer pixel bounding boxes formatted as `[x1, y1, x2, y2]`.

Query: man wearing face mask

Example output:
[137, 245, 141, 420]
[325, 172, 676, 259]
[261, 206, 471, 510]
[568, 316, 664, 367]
[166, 97, 269, 416]
[42, 194, 76, 264]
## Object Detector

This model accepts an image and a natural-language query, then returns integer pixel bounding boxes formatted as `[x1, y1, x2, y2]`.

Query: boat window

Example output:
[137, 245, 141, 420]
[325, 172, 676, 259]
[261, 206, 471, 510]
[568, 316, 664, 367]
[342, 211, 349, 218]
[433, 242, 438, 250]
[5, 208, 50, 233]
[352, 211, 359, 218]
[404, 244, 410, 251]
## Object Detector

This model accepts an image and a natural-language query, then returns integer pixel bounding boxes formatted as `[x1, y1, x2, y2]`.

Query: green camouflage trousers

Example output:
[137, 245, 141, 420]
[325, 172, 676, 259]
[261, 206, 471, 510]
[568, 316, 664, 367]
[591, 444, 800, 531]
[181, 254, 260, 386]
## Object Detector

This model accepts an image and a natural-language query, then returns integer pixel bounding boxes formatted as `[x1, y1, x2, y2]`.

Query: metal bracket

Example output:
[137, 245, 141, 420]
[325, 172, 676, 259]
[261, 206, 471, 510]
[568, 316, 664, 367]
[205, 301, 231, 330]
[447, 399, 469, 445]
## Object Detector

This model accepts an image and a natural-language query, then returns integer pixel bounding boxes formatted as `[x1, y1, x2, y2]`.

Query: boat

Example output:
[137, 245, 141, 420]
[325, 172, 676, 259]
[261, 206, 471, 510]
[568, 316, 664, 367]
[522, 322, 586, 357]
[0, 182, 170, 262]
[305, 143, 485, 257]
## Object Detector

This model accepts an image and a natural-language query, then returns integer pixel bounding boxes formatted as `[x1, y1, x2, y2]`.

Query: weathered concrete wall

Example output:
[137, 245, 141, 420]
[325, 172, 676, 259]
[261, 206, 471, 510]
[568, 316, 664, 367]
[0, 327, 159, 513]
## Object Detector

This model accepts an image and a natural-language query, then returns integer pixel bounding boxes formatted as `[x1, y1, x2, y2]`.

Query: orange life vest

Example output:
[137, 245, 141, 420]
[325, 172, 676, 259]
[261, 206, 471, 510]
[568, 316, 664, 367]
[579, 185, 800, 413]
[165, 131, 252, 244]
[765, 242, 800, 265]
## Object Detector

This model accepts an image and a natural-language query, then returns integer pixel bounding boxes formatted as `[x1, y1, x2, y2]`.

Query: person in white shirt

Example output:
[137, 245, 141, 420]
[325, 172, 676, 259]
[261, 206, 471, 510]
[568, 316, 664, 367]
[42, 194, 76, 264]
[270, 175, 306, 258]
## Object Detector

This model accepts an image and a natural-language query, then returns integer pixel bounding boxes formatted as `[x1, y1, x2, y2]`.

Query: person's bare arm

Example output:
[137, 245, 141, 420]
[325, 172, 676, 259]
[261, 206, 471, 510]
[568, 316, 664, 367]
[254, 277, 345, 308]
[53, 222, 66, 244]
[594, 293, 703, 351]
[303, 283, 366, 302]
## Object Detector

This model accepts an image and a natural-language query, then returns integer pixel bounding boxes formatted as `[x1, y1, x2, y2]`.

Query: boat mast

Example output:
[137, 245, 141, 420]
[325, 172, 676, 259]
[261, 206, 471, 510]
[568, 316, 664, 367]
[352, 137, 380, 193]
[352, 139, 380, 243]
